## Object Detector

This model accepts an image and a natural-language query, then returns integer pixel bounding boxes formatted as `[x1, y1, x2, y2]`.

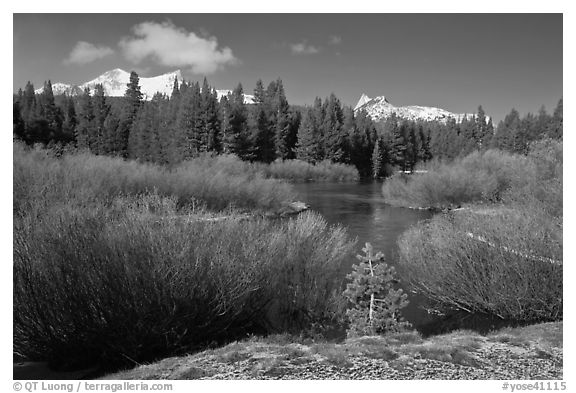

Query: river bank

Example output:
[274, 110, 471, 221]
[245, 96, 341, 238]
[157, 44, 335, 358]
[101, 322, 562, 380]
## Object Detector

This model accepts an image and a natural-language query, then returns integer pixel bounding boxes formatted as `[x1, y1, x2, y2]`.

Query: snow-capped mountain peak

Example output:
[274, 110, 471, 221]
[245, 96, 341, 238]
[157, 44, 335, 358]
[354, 93, 474, 123]
[33, 69, 254, 104]
[354, 93, 373, 111]
[81, 69, 182, 99]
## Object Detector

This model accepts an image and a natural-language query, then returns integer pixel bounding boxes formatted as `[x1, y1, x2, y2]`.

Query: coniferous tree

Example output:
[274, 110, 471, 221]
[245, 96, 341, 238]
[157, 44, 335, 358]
[386, 114, 407, 170]
[296, 108, 323, 163]
[222, 84, 251, 160]
[285, 108, 301, 160]
[200, 78, 221, 153]
[252, 105, 275, 162]
[475, 106, 490, 149]
[103, 111, 120, 156]
[322, 93, 347, 163]
[21, 82, 36, 125]
[343, 243, 411, 337]
[75, 88, 94, 150]
[483, 118, 495, 149]
[61, 97, 77, 143]
[416, 123, 432, 162]
[130, 94, 163, 162]
[174, 81, 202, 160]
[39, 81, 62, 135]
[119, 71, 143, 157]
[271, 79, 292, 159]
[148, 94, 165, 163]
[13, 101, 25, 140]
[253, 79, 265, 105]
[353, 110, 378, 177]
[548, 99, 563, 139]
[164, 80, 183, 164]
[492, 108, 521, 153]
[371, 137, 390, 179]
[92, 84, 109, 155]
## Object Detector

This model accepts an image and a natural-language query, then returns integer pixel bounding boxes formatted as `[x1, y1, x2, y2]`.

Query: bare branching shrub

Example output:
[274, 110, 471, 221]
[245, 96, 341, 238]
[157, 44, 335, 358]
[397, 210, 562, 322]
[13, 199, 354, 369]
[13, 143, 355, 370]
[13, 143, 295, 216]
[381, 149, 536, 209]
[390, 141, 562, 323]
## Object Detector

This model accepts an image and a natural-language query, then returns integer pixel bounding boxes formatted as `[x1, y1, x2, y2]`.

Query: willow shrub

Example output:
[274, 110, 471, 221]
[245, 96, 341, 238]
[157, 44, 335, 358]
[397, 209, 562, 322]
[13, 143, 295, 216]
[381, 149, 536, 209]
[14, 195, 354, 370]
[252, 159, 360, 182]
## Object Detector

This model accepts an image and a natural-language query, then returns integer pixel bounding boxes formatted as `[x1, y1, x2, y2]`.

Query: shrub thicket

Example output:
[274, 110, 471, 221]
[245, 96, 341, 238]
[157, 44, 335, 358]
[13, 196, 354, 369]
[13, 143, 295, 216]
[381, 149, 536, 209]
[13, 143, 356, 369]
[393, 140, 562, 323]
[397, 209, 562, 322]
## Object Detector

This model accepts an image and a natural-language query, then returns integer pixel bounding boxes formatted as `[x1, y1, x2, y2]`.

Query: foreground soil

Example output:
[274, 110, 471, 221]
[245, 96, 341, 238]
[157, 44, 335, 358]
[102, 322, 562, 380]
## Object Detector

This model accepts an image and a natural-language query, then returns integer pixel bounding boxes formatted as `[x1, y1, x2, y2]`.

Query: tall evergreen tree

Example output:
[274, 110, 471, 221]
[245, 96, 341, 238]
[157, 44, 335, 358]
[296, 107, 323, 163]
[492, 108, 521, 153]
[75, 88, 94, 150]
[253, 79, 265, 105]
[174, 81, 202, 160]
[222, 84, 251, 160]
[548, 99, 563, 139]
[13, 101, 25, 140]
[271, 79, 292, 159]
[39, 81, 62, 134]
[353, 110, 378, 177]
[119, 71, 143, 157]
[61, 97, 77, 143]
[200, 78, 221, 153]
[252, 105, 275, 163]
[103, 111, 120, 156]
[322, 94, 347, 163]
[371, 137, 387, 179]
[21, 82, 36, 124]
[92, 84, 109, 155]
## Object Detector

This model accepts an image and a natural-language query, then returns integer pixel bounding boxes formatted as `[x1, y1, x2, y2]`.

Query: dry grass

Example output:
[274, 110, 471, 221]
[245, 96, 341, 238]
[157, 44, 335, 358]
[101, 322, 562, 379]
[487, 322, 563, 351]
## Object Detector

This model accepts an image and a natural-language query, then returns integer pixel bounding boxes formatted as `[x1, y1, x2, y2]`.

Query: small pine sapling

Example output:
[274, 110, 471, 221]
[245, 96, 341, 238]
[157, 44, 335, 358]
[343, 242, 411, 337]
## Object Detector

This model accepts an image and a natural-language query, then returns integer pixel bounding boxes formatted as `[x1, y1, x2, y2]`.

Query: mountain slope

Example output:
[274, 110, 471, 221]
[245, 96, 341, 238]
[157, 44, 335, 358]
[354, 94, 474, 123]
[34, 69, 255, 104]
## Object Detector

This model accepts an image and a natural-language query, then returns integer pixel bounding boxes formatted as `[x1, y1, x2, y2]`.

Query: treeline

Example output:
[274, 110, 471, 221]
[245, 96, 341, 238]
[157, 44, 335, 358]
[12, 71, 562, 178]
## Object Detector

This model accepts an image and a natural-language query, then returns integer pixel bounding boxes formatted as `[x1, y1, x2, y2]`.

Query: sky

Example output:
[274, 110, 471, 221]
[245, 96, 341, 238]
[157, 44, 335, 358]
[13, 13, 562, 122]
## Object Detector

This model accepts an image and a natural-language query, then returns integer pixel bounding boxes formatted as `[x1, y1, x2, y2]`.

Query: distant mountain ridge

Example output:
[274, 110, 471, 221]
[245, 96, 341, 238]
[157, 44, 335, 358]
[354, 93, 476, 123]
[34, 69, 255, 104]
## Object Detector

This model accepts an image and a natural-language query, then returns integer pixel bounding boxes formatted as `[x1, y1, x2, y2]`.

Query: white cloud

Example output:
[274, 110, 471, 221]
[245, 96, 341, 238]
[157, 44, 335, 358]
[329, 35, 342, 45]
[64, 41, 114, 65]
[290, 41, 320, 55]
[119, 21, 238, 74]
